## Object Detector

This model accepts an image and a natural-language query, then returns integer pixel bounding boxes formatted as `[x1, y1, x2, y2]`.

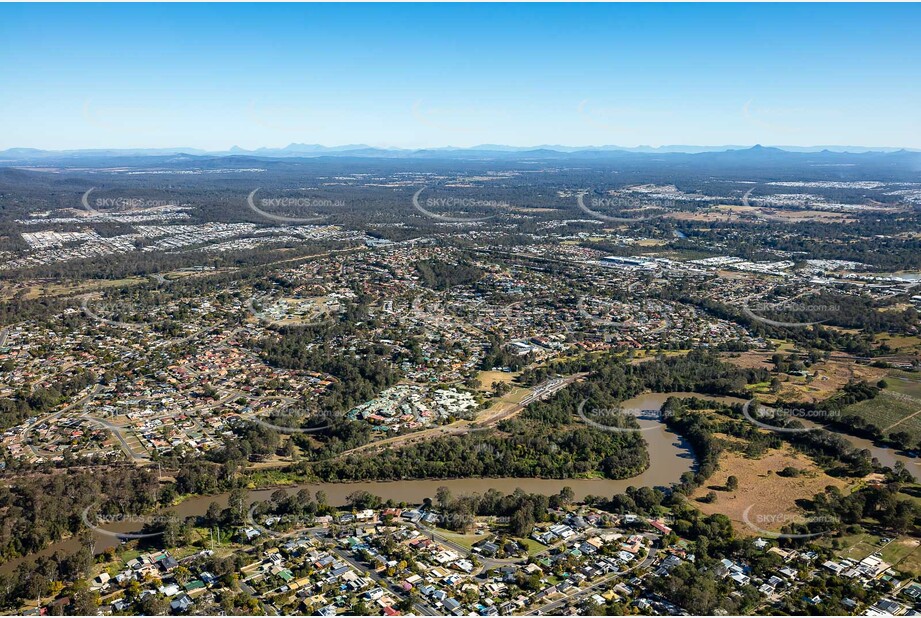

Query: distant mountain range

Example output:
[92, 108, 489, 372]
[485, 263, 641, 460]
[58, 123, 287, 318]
[1, 143, 919, 163]
[3, 145, 921, 181]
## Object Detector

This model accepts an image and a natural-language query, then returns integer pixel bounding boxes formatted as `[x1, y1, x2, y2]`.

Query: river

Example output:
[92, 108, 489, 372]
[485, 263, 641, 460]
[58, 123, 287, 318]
[12, 390, 911, 571]
[2, 392, 703, 571]
[797, 417, 920, 481]
[167, 392, 713, 515]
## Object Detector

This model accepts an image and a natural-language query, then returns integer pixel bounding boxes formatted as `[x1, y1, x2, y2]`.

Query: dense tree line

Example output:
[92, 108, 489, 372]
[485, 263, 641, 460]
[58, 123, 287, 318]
[305, 416, 648, 481]
[522, 349, 768, 396]
[680, 294, 886, 357]
[257, 310, 402, 413]
[207, 421, 281, 463]
[660, 397, 723, 491]
[292, 417, 372, 459]
[480, 333, 533, 371]
[651, 560, 761, 615]
[0, 545, 99, 613]
[771, 380, 915, 454]
[0, 467, 158, 560]
[679, 213, 921, 271]
[306, 351, 770, 483]
[665, 395, 875, 480]
[436, 487, 570, 537]
[414, 258, 484, 290]
[806, 483, 921, 538]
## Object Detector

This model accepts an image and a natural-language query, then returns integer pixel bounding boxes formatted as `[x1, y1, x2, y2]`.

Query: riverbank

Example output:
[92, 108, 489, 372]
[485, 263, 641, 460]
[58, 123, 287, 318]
[1, 391, 703, 572]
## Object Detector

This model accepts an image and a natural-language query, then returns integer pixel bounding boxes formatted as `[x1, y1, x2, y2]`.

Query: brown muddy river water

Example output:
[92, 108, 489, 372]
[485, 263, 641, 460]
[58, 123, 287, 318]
[9, 391, 912, 570]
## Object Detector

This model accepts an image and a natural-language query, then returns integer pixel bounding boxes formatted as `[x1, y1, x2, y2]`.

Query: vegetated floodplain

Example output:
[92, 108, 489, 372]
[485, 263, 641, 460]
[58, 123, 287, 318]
[1, 149, 921, 616]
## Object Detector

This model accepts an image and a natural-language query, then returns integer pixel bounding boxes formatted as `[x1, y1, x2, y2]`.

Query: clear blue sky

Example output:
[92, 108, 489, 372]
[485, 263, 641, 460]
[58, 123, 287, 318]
[1, 3, 919, 150]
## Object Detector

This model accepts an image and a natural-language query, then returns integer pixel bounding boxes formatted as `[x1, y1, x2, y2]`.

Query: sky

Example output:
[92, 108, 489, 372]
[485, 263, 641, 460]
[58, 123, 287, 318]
[1, 3, 920, 151]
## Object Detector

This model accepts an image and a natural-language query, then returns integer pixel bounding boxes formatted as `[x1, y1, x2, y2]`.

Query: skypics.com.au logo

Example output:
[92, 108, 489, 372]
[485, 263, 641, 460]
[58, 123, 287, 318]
[575, 192, 675, 223]
[742, 299, 839, 328]
[247, 407, 345, 435]
[79, 293, 202, 347]
[82, 187, 179, 216]
[742, 506, 840, 539]
[412, 187, 500, 223]
[576, 399, 674, 433]
[80, 295, 146, 331]
[247, 189, 333, 224]
[741, 400, 839, 433]
[81, 504, 180, 540]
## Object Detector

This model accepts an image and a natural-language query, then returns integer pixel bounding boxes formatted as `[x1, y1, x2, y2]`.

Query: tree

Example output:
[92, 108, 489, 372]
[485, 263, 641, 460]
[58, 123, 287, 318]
[889, 431, 913, 451]
[770, 377, 783, 393]
[227, 487, 249, 524]
[435, 486, 452, 511]
[125, 580, 143, 602]
[726, 475, 739, 491]
[557, 486, 575, 506]
[67, 581, 100, 616]
[700, 491, 718, 504]
[510, 507, 535, 537]
[161, 511, 184, 548]
[206, 501, 223, 526]
[172, 566, 192, 585]
[137, 593, 169, 616]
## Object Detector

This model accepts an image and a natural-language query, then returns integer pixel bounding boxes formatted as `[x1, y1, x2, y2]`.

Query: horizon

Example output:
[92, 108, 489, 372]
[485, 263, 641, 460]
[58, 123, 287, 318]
[4, 142, 919, 155]
[2, 3, 920, 150]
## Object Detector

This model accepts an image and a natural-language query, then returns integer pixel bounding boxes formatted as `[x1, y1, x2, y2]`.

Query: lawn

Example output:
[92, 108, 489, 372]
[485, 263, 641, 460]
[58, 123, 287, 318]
[475, 370, 521, 392]
[880, 538, 921, 576]
[834, 531, 886, 563]
[518, 537, 549, 556]
[875, 334, 921, 354]
[430, 528, 481, 551]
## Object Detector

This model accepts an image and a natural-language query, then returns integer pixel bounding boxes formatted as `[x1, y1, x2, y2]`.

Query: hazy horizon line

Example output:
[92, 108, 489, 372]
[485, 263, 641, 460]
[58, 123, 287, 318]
[4, 142, 919, 154]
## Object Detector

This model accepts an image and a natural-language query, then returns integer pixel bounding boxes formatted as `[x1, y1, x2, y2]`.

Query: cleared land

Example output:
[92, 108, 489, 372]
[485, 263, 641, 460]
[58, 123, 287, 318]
[725, 354, 887, 404]
[691, 446, 855, 537]
[476, 369, 521, 392]
[888, 371, 921, 399]
[0, 277, 145, 301]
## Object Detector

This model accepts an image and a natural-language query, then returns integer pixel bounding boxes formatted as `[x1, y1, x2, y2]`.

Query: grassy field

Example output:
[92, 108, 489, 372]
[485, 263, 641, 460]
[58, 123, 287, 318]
[842, 390, 921, 442]
[518, 537, 548, 556]
[724, 353, 892, 405]
[0, 277, 145, 301]
[691, 446, 855, 537]
[430, 528, 482, 551]
[476, 370, 520, 392]
[875, 334, 921, 354]
[833, 531, 921, 577]
[887, 370, 921, 399]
